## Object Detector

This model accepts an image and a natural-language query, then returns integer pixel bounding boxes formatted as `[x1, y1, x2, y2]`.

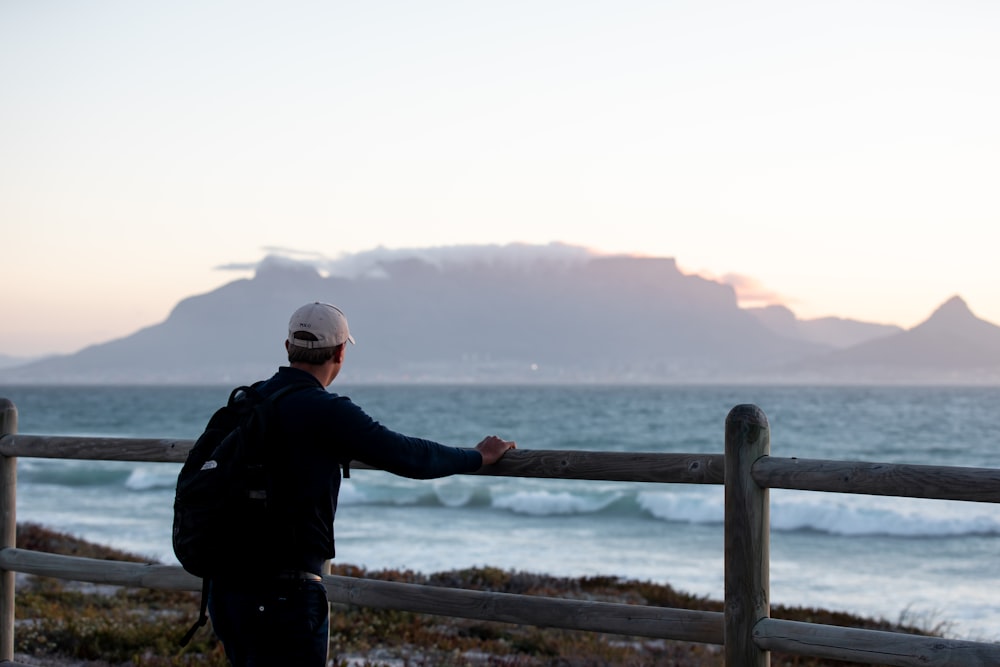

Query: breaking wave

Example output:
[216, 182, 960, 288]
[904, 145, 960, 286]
[20, 462, 1000, 539]
[339, 480, 1000, 538]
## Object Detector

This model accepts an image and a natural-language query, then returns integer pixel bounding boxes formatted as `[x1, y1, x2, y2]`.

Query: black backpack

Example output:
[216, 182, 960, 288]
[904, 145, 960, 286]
[173, 381, 312, 645]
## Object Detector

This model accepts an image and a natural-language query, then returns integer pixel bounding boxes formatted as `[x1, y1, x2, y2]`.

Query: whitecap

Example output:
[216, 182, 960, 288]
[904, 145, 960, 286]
[492, 490, 621, 516]
[770, 491, 1000, 537]
[124, 467, 177, 491]
[637, 489, 724, 524]
[336, 480, 369, 505]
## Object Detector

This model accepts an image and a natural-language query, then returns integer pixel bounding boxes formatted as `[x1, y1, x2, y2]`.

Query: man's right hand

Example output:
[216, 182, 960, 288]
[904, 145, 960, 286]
[475, 435, 516, 466]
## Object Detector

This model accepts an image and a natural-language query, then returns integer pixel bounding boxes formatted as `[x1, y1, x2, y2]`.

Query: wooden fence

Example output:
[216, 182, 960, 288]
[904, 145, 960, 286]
[1, 397, 998, 666]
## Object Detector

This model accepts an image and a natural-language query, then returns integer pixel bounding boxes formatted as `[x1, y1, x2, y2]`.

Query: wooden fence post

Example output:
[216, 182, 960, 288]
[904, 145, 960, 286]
[725, 404, 770, 667]
[0, 398, 18, 662]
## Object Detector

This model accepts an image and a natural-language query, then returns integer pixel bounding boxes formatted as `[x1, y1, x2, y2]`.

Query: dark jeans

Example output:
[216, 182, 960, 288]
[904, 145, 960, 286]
[208, 578, 330, 667]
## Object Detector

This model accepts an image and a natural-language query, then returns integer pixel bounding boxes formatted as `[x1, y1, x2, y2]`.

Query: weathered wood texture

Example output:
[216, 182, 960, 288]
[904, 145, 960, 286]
[0, 548, 196, 592]
[0, 548, 724, 644]
[724, 404, 770, 667]
[754, 457, 1000, 503]
[0, 436, 724, 484]
[755, 618, 1000, 667]
[0, 435, 191, 463]
[322, 574, 724, 643]
[0, 399, 17, 663]
[474, 449, 725, 484]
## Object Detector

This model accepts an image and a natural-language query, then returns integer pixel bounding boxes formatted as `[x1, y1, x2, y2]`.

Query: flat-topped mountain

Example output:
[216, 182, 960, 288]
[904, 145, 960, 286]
[1, 252, 820, 384]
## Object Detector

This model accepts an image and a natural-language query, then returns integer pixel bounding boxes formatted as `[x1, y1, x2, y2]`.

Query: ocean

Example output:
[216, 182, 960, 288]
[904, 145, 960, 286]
[2, 383, 998, 642]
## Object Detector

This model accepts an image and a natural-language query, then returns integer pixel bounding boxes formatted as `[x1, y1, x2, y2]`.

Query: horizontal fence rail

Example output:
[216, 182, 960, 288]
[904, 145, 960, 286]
[0, 548, 725, 645]
[754, 618, 1000, 667]
[754, 456, 1000, 503]
[5, 435, 999, 503]
[0, 435, 726, 484]
[1, 398, 998, 666]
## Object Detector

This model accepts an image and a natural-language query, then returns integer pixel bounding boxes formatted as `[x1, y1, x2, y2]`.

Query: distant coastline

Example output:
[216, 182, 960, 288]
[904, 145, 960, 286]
[3, 254, 998, 386]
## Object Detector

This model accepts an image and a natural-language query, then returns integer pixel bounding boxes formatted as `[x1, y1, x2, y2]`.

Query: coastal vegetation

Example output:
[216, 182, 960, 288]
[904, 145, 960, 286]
[13, 523, 938, 666]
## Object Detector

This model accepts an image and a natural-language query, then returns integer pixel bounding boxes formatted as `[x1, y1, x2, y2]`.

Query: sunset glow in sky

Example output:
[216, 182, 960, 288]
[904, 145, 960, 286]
[2, 1, 999, 356]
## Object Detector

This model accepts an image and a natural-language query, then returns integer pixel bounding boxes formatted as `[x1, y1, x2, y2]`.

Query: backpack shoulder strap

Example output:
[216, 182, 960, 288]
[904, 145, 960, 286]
[179, 579, 209, 647]
[244, 381, 317, 451]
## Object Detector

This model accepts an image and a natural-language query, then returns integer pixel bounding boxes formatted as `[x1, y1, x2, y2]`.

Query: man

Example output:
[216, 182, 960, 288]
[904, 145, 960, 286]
[207, 301, 516, 666]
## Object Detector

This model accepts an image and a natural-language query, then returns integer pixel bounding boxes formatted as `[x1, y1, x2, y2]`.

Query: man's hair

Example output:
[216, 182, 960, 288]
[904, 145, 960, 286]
[288, 331, 341, 364]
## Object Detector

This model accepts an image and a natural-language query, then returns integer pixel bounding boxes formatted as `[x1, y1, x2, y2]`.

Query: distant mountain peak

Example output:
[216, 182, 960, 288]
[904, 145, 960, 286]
[932, 294, 969, 313]
[916, 295, 978, 332]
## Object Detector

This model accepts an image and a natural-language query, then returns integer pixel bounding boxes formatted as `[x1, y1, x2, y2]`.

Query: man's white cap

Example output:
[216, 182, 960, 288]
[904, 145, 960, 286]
[287, 302, 356, 348]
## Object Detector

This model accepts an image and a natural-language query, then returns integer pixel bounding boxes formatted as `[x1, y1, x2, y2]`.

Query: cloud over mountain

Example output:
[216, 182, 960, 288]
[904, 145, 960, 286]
[218, 242, 599, 280]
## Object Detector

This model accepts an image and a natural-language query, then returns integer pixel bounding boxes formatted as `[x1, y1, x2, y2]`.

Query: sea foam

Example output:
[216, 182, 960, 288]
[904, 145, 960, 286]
[492, 490, 624, 516]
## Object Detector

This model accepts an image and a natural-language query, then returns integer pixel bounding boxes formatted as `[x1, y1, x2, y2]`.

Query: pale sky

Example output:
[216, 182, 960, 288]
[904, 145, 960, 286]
[2, 1, 998, 357]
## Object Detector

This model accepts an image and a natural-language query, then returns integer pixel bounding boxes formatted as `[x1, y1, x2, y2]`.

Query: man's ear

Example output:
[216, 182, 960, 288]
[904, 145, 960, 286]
[333, 344, 347, 363]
